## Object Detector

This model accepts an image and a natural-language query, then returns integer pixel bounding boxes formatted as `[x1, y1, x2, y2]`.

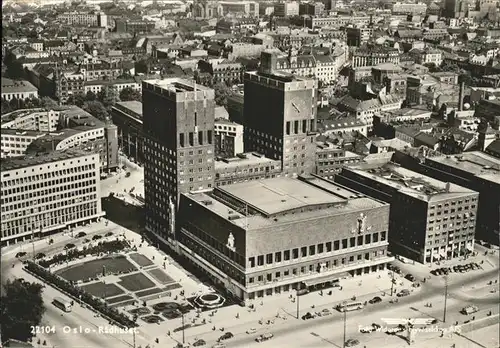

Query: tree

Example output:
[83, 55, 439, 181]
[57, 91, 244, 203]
[83, 100, 108, 121]
[86, 91, 97, 101]
[40, 96, 58, 109]
[119, 87, 142, 102]
[67, 92, 86, 107]
[97, 88, 116, 107]
[0, 279, 45, 342]
[213, 81, 233, 107]
[1, 98, 13, 114]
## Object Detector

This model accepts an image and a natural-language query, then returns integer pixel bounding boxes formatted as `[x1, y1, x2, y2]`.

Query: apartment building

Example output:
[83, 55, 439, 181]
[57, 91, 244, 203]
[0, 150, 104, 246]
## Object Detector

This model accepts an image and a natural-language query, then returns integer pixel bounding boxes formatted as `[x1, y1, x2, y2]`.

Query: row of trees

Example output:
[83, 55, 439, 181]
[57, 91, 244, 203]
[1, 96, 59, 115]
[1, 278, 45, 342]
[38, 239, 130, 268]
[25, 261, 138, 328]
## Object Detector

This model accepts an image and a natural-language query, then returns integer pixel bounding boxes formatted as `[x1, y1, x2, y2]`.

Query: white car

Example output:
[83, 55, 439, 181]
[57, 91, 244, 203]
[256, 333, 274, 343]
[246, 328, 257, 334]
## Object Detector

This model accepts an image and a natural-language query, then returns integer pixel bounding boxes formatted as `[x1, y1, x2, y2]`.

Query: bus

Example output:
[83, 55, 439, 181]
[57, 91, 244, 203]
[336, 301, 364, 312]
[53, 297, 72, 312]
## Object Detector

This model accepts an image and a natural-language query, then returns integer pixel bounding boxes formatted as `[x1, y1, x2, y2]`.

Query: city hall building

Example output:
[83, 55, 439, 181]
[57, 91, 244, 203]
[177, 175, 393, 300]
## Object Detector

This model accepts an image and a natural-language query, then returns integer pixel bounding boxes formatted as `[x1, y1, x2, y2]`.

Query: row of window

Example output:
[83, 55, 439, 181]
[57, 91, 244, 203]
[2, 180, 97, 204]
[2, 162, 96, 185]
[248, 250, 386, 284]
[248, 232, 387, 268]
[2, 173, 95, 195]
[2, 190, 97, 214]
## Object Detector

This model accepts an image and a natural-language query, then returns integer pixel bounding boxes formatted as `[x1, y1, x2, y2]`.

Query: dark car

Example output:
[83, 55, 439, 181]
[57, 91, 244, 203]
[76, 232, 87, 238]
[125, 172, 131, 178]
[302, 312, 314, 320]
[92, 235, 102, 241]
[397, 289, 410, 297]
[387, 264, 394, 271]
[345, 338, 360, 347]
[369, 296, 382, 304]
[15, 251, 27, 258]
[35, 253, 46, 259]
[105, 232, 113, 237]
[193, 339, 206, 346]
[64, 243, 76, 250]
[405, 274, 415, 282]
[219, 332, 234, 341]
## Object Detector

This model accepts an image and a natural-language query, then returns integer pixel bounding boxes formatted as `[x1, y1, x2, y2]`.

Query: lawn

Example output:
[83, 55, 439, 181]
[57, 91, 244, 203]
[118, 272, 155, 292]
[55, 255, 137, 282]
[147, 268, 175, 285]
[80, 282, 124, 298]
[136, 287, 163, 298]
[129, 253, 154, 267]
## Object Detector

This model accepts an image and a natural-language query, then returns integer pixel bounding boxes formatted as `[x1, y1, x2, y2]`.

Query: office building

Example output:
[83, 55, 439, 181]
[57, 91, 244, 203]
[394, 152, 499, 245]
[444, 0, 467, 18]
[243, 52, 317, 178]
[177, 175, 392, 300]
[142, 78, 216, 249]
[274, 1, 300, 16]
[335, 163, 479, 264]
[0, 150, 104, 246]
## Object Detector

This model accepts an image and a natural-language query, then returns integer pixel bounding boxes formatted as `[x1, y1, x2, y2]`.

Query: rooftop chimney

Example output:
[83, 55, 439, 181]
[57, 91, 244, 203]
[458, 81, 465, 112]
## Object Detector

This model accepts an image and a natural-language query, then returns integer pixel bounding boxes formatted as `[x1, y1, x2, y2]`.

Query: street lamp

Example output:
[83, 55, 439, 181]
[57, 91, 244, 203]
[443, 275, 449, 323]
[390, 269, 395, 296]
[342, 301, 347, 348]
[176, 309, 185, 345]
[295, 288, 301, 319]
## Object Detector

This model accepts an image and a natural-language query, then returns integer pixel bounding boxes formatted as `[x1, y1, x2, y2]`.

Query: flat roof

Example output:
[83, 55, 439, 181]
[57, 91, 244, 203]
[427, 151, 500, 184]
[186, 186, 385, 230]
[214, 153, 279, 170]
[347, 162, 477, 202]
[143, 78, 212, 92]
[115, 101, 143, 117]
[1, 149, 91, 172]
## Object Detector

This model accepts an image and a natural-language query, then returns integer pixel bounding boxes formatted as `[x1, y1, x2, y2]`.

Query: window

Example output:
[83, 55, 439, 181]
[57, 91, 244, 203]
[349, 237, 356, 248]
[275, 252, 282, 263]
[357, 254, 362, 260]
[267, 274, 272, 281]
[317, 244, 324, 253]
[365, 234, 371, 244]
[342, 239, 347, 249]
[257, 255, 264, 266]
[334, 240, 340, 250]
[292, 248, 299, 259]
[349, 256, 354, 262]
[326, 242, 332, 252]
[309, 245, 315, 255]
[301, 247, 307, 257]
[284, 250, 290, 261]
[357, 236, 363, 246]
[266, 253, 273, 264]
[249, 257, 255, 268]
[249, 277, 254, 283]
[381, 231, 387, 241]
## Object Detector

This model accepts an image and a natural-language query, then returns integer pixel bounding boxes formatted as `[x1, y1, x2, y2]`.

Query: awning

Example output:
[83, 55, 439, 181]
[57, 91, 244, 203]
[303, 272, 350, 287]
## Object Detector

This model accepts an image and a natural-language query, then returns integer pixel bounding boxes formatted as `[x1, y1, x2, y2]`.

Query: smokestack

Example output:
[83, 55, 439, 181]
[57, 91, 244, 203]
[458, 81, 464, 111]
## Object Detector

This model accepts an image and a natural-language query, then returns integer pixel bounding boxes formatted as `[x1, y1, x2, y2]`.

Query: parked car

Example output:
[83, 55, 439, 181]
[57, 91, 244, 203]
[246, 328, 257, 334]
[193, 339, 206, 346]
[302, 312, 315, 320]
[345, 338, 360, 347]
[75, 231, 87, 238]
[369, 296, 382, 304]
[125, 172, 131, 178]
[211, 344, 226, 348]
[321, 308, 332, 316]
[105, 232, 113, 237]
[83, 238, 91, 244]
[35, 253, 46, 259]
[387, 325, 406, 334]
[397, 289, 410, 297]
[405, 274, 415, 282]
[218, 332, 234, 341]
[92, 235, 102, 241]
[255, 333, 274, 343]
[15, 252, 27, 258]
[461, 305, 479, 315]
